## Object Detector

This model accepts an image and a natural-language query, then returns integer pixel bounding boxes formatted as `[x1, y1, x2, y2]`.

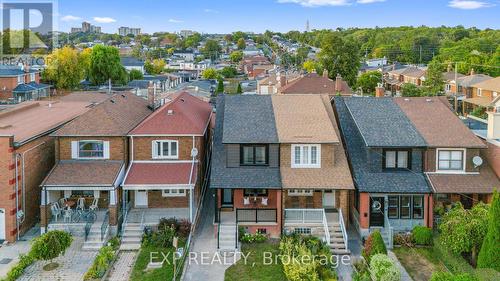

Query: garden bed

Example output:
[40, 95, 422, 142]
[130, 244, 181, 281]
[393, 247, 447, 281]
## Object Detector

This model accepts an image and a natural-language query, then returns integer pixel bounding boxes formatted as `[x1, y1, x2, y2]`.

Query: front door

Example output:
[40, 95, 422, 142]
[221, 189, 233, 207]
[369, 197, 385, 227]
[0, 209, 5, 242]
[135, 190, 148, 207]
[322, 190, 335, 210]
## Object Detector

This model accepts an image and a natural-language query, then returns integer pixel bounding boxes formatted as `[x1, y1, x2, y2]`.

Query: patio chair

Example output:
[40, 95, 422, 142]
[76, 197, 86, 211]
[261, 197, 268, 206]
[243, 197, 250, 205]
[89, 197, 98, 211]
[63, 208, 73, 223]
[50, 204, 61, 222]
[59, 197, 67, 208]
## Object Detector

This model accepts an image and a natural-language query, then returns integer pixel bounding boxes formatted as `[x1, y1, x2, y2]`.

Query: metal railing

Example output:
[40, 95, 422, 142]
[321, 210, 331, 246]
[235, 223, 238, 249]
[216, 222, 221, 249]
[284, 209, 324, 224]
[236, 208, 277, 223]
[384, 214, 394, 249]
[338, 208, 348, 249]
[84, 214, 95, 241]
[101, 210, 110, 241]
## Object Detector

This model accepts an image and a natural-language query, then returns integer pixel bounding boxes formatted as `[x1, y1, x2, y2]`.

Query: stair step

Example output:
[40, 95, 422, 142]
[120, 244, 141, 250]
[331, 249, 351, 255]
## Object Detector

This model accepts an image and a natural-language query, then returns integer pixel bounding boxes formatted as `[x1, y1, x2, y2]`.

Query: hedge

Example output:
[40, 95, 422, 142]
[412, 226, 433, 246]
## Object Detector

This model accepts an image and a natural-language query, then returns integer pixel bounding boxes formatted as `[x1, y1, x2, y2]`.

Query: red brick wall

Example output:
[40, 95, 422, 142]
[0, 136, 16, 242]
[482, 141, 500, 178]
[359, 192, 370, 229]
[147, 190, 189, 208]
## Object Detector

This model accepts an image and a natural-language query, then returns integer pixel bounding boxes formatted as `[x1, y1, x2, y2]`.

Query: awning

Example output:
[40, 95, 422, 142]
[463, 97, 493, 107]
[122, 161, 197, 190]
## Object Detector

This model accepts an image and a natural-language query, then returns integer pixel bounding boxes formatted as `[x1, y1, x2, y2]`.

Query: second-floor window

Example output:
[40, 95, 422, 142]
[30, 73, 36, 82]
[17, 75, 24, 85]
[292, 144, 320, 168]
[384, 149, 410, 170]
[437, 149, 464, 172]
[153, 140, 178, 159]
[240, 145, 268, 166]
[78, 141, 104, 158]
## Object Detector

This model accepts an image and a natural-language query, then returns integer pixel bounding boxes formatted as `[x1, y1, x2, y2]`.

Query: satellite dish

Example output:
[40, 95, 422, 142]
[190, 148, 198, 158]
[472, 156, 483, 168]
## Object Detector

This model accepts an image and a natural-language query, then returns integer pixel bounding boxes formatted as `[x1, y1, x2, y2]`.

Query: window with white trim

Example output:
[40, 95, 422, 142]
[30, 73, 36, 82]
[162, 189, 186, 197]
[445, 84, 451, 92]
[288, 189, 314, 196]
[292, 144, 320, 168]
[153, 140, 178, 159]
[477, 88, 482, 97]
[17, 75, 24, 84]
[384, 150, 410, 170]
[437, 149, 464, 171]
[78, 141, 104, 158]
[387, 195, 424, 219]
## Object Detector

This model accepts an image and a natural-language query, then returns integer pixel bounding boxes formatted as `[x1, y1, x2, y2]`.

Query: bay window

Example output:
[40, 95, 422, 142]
[292, 144, 321, 168]
[388, 196, 399, 219]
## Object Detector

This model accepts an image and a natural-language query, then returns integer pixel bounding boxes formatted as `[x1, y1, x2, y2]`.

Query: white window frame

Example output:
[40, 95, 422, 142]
[436, 148, 466, 173]
[162, 189, 186, 197]
[291, 144, 321, 168]
[75, 140, 108, 159]
[30, 73, 36, 82]
[152, 140, 179, 159]
[17, 75, 23, 85]
[288, 189, 314, 196]
[477, 88, 482, 97]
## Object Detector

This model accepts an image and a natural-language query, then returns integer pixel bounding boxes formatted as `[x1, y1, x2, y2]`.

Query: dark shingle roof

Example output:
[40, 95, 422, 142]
[0, 67, 38, 76]
[120, 56, 144, 67]
[222, 95, 279, 144]
[334, 97, 430, 193]
[210, 95, 281, 189]
[344, 97, 426, 147]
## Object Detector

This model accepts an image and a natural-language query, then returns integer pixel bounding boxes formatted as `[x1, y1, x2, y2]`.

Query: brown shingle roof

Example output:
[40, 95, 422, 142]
[123, 162, 196, 186]
[470, 76, 500, 92]
[279, 73, 352, 96]
[395, 97, 485, 148]
[53, 92, 151, 137]
[42, 160, 123, 186]
[427, 164, 500, 193]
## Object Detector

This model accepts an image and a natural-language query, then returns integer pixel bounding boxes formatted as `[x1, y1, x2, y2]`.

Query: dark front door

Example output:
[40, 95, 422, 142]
[369, 197, 385, 227]
[221, 189, 233, 207]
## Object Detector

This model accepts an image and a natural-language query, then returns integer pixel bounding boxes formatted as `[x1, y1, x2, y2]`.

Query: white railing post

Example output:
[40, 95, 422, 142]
[338, 208, 348, 249]
[384, 214, 393, 249]
[322, 210, 330, 246]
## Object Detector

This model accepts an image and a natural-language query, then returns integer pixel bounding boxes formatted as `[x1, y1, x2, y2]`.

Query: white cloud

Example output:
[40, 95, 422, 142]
[357, 0, 385, 3]
[60, 15, 81, 22]
[204, 8, 219, 13]
[93, 17, 116, 23]
[168, 18, 184, 23]
[448, 0, 493, 9]
[277, 0, 351, 7]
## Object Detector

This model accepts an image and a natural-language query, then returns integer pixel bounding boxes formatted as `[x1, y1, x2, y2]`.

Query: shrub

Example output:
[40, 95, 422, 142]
[108, 236, 120, 250]
[433, 237, 475, 275]
[362, 231, 387, 263]
[477, 191, 500, 271]
[153, 226, 176, 248]
[158, 217, 179, 232]
[240, 232, 267, 243]
[177, 219, 191, 238]
[31, 230, 72, 263]
[84, 246, 116, 280]
[238, 226, 246, 241]
[430, 272, 479, 281]
[352, 259, 371, 281]
[369, 254, 400, 281]
[412, 226, 433, 245]
[4, 254, 35, 281]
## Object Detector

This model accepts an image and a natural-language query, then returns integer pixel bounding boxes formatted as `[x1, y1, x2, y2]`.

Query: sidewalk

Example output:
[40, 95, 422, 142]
[336, 226, 363, 281]
[0, 226, 39, 279]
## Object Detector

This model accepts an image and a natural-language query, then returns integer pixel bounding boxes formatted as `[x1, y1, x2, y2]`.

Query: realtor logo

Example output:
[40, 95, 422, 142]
[1, 0, 57, 55]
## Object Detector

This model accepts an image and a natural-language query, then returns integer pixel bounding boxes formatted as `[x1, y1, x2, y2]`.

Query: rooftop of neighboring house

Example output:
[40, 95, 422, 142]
[129, 91, 212, 136]
[442, 71, 465, 82]
[52, 92, 151, 137]
[0, 93, 106, 145]
[210, 95, 281, 189]
[387, 66, 427, 78]
[279, 72, 352, 96]
[334, 96, 430, 193]
[456, 74, 493, 88]
[394, 97, 485, 148]
[120, 56, 144, 67]
[470, 76, 500, 92]
[222, 95, 279, 144]
[0, 65, 39, 76]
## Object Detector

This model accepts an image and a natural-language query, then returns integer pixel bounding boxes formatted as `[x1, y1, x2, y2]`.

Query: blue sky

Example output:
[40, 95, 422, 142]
[56, 0, 500, 34]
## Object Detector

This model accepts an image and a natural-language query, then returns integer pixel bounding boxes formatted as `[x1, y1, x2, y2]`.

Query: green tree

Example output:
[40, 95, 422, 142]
[439, 202, 489, 266]
[144, 58, 165, 74]
[302, 60, 322, 73]
[216, 79, 224, 94]
[477, 191, 500, 271]
[89, 45, 127, 85]
[317, 32, 360, 86]
[202, 68, 219, 80]
[237, 38, 246, 50]
[79, 48, 92, 80]
[356, 71, 382, 95]
[229, 51, 243, 63]
[424, 60, 445, 95]
[128, 69, 143, 81]
[400, 83, 423, 97]
[362, 230, 387, 263]
[203, 39, 221, 61]
[43, 46, 84, 89]
[232, 31, 246, 42]
[237, 83, 242, 94]
[31, 230, 72, 269]
[219, 66, 238, 78]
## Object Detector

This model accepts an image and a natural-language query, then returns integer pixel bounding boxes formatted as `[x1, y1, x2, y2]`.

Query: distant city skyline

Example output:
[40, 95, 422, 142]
[55, 0, 500, 34]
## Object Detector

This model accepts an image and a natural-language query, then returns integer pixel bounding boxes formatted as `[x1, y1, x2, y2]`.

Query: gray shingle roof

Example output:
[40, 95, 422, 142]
[222, 95, 279, 144]
[334, 97, 430, 193]
[210, 95, 281, 189]
[344, 97, 426, 147]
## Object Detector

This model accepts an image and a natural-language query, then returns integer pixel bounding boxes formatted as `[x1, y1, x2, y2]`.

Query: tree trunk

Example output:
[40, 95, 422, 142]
[471, 245, 477, 267]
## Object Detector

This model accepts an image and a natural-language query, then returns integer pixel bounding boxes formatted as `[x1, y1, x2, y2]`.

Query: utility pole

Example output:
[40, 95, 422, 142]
[419, 45, 422, 64]
[454, 62, 458, 113]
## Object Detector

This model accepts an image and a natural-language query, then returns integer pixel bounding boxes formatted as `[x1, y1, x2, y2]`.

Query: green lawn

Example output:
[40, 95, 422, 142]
[130, 245, 177, 281]
[225, 241, 286, 281]
[393, 246, 447, 281]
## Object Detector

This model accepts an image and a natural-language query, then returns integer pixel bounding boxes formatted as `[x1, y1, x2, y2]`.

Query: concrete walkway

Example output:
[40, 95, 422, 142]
[388, 250, 413, 281]
[183, 189, 238, 281]
[336, 226, 362, 281]
[107, 251, 138, 281]
[0, 226, 39, 279]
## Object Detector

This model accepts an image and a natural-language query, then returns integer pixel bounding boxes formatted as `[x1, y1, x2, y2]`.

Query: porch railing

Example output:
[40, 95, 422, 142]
[236, 208, 277, 223]
[284, 209, 324, 224]
[384, 213, 394, 249]
[84, 215, 95, 241]
[101, 210, 109, 241]
[338, 208, 348, 249]
[321, 210, 331, 246]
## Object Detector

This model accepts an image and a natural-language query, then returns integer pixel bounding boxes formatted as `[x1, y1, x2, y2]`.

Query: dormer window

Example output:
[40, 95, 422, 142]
[437, 149, 465, 172]
[77, 141, 105, 158]
[240, 145, 268, 166]
[291, 144, 321, 168]
[383, 149, 410, 170]
[153, 140, 178, 159]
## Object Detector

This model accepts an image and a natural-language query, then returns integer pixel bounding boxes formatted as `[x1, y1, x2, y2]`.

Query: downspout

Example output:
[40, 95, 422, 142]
[188, 136, 196, 223]
[14, 153, 21, 240]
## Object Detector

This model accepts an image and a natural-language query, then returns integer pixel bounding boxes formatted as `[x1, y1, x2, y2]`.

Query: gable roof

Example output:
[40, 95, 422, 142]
[52, 92, 151, 137]
[456, 74, 492, 88]
[344, 97, 426, 147]
[470, 76, 500, 92]
[222, 95, 278, 144]
[395, 97, 486, 148]
[272, 94, 339, 143]
[280, 73, 352, 96]
[129, 92, 212, 136]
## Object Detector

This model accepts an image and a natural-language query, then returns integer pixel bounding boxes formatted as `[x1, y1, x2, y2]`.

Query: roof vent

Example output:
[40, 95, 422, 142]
[167, 109, 174, 115]
[180, 98, 185, 102]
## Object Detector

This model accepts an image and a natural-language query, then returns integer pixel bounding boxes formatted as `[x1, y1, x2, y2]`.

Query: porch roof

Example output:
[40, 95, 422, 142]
[41, 160, 124, 188]
[427, 165, 500, 194]
[463, 97, 493, 108]
[122, 161, 197, 188]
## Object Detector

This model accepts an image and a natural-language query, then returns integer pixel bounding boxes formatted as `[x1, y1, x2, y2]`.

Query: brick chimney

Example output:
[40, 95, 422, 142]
[470, 68, 475, 75]
[375, 83, 385, 97]
[487, 110, 500, 140]
[335, 74, 342, 92]
[147, 81, 155, 110]
[322, 69, 329, 78]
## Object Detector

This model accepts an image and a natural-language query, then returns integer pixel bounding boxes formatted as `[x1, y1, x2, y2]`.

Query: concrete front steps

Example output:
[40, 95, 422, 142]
[120, 223, 143, 251]
[82, 223, 108, 251]
[328, 222, 350, 255]
[218, 224, 237, 252]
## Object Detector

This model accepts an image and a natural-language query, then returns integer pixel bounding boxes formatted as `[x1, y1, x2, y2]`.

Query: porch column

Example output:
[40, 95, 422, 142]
[40, 188, 49, 232]
[189, 188, 193, 222]
[108, 188, 118, 226]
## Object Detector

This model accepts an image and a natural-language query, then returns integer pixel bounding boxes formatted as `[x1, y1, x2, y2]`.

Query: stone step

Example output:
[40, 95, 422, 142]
[330, 237, 345, 243]
[122, 237, 141, 244]
[331, 249, 351, 255]
[120, 243, 141, 251]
